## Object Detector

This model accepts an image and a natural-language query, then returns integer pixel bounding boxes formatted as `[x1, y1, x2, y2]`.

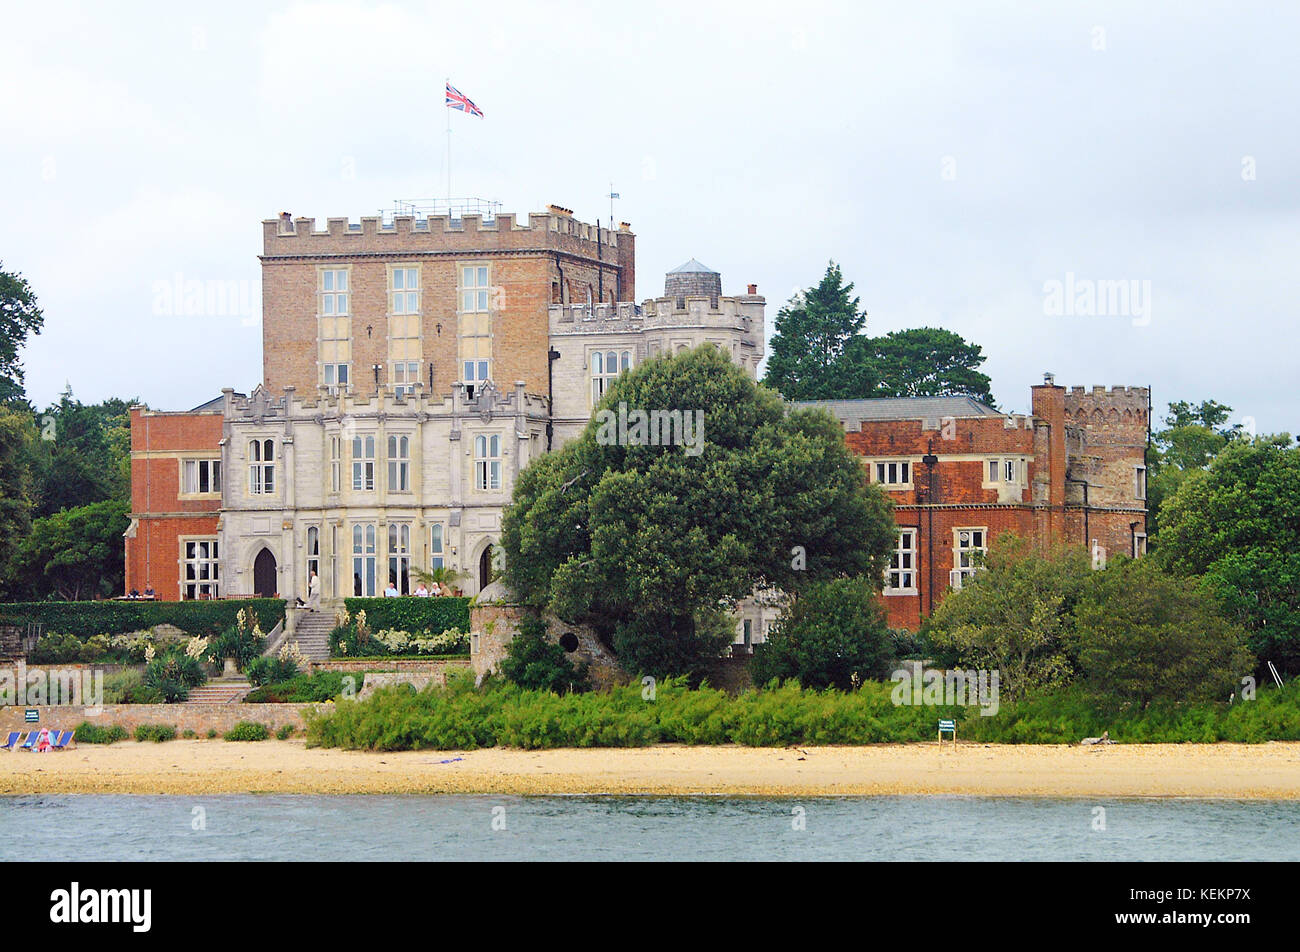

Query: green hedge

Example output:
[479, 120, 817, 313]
[343, 597, 470, 634]
[0, 599, 285, 638]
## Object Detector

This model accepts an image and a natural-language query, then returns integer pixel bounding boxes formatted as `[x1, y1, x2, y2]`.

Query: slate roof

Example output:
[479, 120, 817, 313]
[667, 258, 717, 274]
[792, 395, 1001, 427]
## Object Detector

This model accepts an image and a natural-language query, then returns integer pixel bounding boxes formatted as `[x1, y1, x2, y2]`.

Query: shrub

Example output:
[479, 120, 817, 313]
[103, 670, 163, 705]
[244, 671, 357, 703]
[1074, 556, 1255, 706]
[0, 599, 284, 639]
[923, 534, 1087, 698]
[182, 729, 197, 739]
[302, 677, 1300, 751]
[276, 724, 295, 740]
[750, 577, 892, 690]
[206, 728, 218, 739]
[75, 722, 129, 744]
[342, 597, 470, 635]
[134, 724, 177, 742]
[225, 721, 269, 741]
[500, 616, 589, 693]
[143, 653, 207, 703]
[205, 609, 268, 672]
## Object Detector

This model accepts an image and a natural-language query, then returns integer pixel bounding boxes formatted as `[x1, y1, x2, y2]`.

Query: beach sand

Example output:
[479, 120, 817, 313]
[4, 740, 1300, 797]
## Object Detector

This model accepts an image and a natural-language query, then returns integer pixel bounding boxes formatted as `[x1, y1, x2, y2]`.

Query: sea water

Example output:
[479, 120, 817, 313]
[2, 794, 1296, 861]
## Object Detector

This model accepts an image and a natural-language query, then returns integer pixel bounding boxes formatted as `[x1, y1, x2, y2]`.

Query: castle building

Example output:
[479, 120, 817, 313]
[796, 376, 1150, 631]
[125, 205, 765, 611]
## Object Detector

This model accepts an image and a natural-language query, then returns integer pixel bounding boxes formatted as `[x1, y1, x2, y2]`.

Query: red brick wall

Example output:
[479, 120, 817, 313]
[125, 408, 223, 601]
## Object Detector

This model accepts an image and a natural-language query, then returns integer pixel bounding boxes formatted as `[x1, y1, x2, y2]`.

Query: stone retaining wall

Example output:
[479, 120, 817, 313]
[0, 703, 327, 734]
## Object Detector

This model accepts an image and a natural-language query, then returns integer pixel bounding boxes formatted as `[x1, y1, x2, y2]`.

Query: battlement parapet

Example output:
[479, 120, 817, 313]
[549, 292, 764, 334]
[262, 207, 628, 257]
[225, 382, 550, 425]
[1063, 384, 1150, 422]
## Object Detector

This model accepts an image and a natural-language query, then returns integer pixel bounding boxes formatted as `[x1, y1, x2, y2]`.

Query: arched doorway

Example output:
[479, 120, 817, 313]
[253, 548, 277, 598]
[479, 545, 494, 592]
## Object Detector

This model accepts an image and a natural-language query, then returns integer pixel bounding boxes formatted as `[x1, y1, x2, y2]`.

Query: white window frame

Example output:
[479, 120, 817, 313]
[1134, 532, 1148, 558]
[323, 362, 350, 395]
[352, 435, 375, 491]
[181, 537, 220, 600]
[474, 433, 502, 491]
[953, 527, 988, 584]
[306, 526, 320, 588]
[330, 436, 342, 493]
[388, 523, 411, 595]
[459, 264, 491, 314]
[392, 360, 420, 398]
[886, 529, 918, 595]
[591, 348, 633, 405]
[429, 523, 445, 569]
[248, 439, 275, 495]
[320, 268, 349, 316]
[871, 459, 913, 488]
[390, 265, 420, 315]
[181, 458, 222, 496]
[387, 434, 410, 492]
[1135, 465, 1147, 500]
[352, 523, 377, 597]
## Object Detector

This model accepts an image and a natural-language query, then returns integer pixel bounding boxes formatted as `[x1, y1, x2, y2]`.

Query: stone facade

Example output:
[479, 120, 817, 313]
[127, 205, 766, 619]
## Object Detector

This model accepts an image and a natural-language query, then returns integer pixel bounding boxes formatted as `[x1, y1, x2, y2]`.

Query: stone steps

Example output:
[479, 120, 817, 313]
[186, 681, 251, 704]
[289, 612, 335, 661]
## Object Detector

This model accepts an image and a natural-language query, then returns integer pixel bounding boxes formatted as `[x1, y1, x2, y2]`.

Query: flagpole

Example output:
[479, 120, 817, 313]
[445, 77, 451, 202]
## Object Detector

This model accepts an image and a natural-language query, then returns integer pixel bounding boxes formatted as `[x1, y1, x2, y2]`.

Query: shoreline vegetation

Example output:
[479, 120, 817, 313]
[4, 739, 1300, 798]
[301, 678, 1300, 751]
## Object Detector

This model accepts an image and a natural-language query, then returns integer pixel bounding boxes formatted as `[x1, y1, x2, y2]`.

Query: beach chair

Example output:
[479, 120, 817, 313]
[50, 730, 75, 751]
[1, 732, 23, 751]
[938, 718, 957, 747]
[19, 732, 40, 751]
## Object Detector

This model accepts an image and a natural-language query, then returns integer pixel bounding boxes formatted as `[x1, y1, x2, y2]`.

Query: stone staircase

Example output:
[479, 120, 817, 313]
[292, 611, 334, 661]
[186, 679, 251, 704]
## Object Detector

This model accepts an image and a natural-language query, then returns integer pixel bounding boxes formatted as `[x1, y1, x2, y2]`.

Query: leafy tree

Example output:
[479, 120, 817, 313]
[750, 577, 891, 689]
[0, 264, 44, 404]
[25, 390, 135, 516]
[6, 499, 130, 600]
[923, 534, 1088, 699]
[847, 327, 993, 402]
[761, 261, 867, 400]
[502, 345, 896, 679]
[1146, 398, 1241, 538]
[762, 264, 993, 404]
[0, 404, 35, 582]
[1074, 556, 1253, 706]
[1158, 438, 1300, 677]
[499, 616, 589, 693]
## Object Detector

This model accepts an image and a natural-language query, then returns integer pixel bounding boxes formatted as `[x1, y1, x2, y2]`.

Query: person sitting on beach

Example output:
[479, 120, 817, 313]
[34, 728, 51, 753]
[384, 582, 400, 597]
[414, 582, 430, 597]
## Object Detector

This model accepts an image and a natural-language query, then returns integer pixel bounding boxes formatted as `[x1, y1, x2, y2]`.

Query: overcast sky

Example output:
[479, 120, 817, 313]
[3, 1, 1296, 431]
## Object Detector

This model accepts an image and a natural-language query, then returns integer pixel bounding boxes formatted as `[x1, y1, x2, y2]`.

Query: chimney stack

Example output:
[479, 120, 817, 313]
[747, 283, 758, 295]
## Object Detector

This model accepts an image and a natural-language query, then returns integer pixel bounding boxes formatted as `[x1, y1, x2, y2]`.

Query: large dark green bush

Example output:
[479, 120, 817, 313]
[342, 597, 470, 634]
[750, 577, 892, 690]
[0, 599, 284, 638]
[225, 721, 269, 741]
[499, 616, 589, 693]
[75, 722, 129, 744]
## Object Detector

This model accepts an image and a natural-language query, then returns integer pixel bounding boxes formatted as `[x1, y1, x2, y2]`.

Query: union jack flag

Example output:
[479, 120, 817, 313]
[445, 82, 483, 118]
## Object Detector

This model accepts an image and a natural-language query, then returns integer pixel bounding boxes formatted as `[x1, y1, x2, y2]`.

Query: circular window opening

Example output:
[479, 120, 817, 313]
[558, 632, 579, 653]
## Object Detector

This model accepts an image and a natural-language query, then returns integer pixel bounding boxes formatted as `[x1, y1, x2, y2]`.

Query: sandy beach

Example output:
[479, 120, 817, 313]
[3, 740, 1300, 797]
